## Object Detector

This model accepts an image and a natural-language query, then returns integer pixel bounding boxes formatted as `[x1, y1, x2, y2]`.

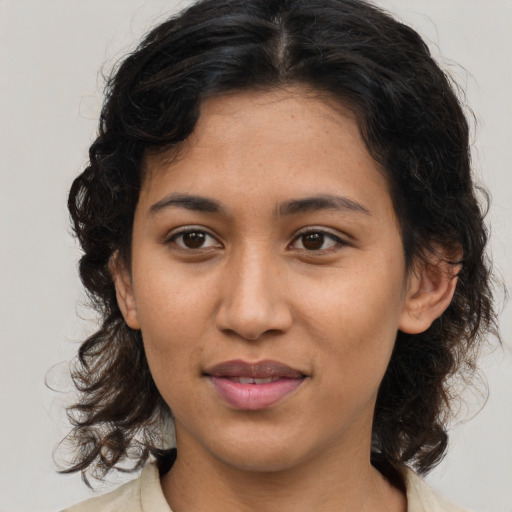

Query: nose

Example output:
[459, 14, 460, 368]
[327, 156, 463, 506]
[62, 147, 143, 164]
[215, 247, 293, 341]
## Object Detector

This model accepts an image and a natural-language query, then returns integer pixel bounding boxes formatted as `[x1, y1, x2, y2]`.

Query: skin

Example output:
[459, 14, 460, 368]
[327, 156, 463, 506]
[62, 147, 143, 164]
[114, 88, 458, 512]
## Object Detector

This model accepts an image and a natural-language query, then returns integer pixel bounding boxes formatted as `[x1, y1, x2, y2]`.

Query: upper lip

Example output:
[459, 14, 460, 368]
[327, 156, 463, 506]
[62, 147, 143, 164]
[204, 359, 305, 379]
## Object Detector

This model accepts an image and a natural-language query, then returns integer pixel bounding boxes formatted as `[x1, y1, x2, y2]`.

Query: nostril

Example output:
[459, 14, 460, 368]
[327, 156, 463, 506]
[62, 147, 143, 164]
[215, 303, 293, 341]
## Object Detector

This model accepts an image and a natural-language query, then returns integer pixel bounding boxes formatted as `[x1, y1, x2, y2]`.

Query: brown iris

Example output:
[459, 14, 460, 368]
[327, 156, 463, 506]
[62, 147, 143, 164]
[182, 231, 206, 248]
[302, 232, 325, 250]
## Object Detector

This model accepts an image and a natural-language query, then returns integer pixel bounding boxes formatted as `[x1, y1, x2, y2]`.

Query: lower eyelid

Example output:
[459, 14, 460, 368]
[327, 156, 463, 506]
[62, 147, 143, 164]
[291, 231, 347, 251]
[164, 227, 347, 251]
[166, 228, 221, 249]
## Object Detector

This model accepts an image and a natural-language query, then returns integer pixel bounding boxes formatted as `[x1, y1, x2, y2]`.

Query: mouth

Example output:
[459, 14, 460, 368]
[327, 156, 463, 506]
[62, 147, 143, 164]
[204, 359, 306, 410]
[223, 376, 282, 384]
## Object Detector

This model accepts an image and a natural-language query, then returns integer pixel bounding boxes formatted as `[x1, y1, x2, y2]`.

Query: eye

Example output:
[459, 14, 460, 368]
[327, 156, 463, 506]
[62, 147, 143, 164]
[168, 228, 221, 250]
[290, 230, 345, 251]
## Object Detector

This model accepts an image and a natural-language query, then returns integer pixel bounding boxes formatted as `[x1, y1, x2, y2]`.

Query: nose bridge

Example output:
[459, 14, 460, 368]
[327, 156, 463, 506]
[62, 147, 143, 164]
[216, 241, 291, 340]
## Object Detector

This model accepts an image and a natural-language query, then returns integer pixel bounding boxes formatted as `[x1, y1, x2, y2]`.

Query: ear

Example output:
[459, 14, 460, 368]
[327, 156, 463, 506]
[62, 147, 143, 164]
[399, 248, 461, 334]
[110, 253, 141, 330]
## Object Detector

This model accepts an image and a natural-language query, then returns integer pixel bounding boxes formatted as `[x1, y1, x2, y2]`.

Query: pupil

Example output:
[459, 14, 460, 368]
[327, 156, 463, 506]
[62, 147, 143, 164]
[183, 232, 205, 248]
[303, 233, 324, 250]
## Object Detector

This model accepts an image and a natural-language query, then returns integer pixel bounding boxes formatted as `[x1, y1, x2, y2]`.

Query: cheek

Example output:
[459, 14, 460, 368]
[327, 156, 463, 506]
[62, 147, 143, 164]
[300, 259, 405, 334]
[131, 269, 212, 393]
[133, 257, 214, 338]
[298, 260, 405, 383]
[138, 304, 206, 416]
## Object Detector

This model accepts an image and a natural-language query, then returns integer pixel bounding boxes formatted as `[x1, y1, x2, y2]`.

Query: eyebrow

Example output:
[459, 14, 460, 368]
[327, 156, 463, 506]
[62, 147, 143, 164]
[149, 192, 371, 217]
[278, 194, 371, 217]
[150, 193, 225, 215]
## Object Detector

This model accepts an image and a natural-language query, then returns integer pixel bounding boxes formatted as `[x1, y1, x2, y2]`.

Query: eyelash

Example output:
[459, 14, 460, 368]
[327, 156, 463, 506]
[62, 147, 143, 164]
[165, 227, 347, 253]
[167, 227, 221, 250]
[289, 229, 347, 252]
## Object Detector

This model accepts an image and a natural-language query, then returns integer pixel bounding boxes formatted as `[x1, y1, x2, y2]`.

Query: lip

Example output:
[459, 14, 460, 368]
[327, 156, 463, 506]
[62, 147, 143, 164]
[204, 359, 306, 410]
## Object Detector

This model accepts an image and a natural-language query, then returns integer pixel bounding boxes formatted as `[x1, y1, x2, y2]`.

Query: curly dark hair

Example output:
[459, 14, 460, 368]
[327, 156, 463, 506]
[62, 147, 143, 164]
[64, 0, 498, 484]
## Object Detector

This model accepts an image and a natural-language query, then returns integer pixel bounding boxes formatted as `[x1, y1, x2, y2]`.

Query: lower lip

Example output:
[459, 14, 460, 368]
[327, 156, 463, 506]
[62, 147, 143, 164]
[208, 377, 304, 410]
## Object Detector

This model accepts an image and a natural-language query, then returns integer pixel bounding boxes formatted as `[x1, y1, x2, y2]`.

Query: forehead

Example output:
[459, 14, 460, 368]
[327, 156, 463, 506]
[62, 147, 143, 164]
[140, 88, 394, 224]
[193, 87, 357, 139]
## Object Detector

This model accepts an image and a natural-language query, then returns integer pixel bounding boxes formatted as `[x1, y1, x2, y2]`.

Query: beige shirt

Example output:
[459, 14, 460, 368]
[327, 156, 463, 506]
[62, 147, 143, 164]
[63, 463, 466, 512]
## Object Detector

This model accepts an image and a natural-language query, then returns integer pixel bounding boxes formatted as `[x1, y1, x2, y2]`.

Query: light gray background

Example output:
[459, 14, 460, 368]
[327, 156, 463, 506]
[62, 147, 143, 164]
[0, 1, 510, 511]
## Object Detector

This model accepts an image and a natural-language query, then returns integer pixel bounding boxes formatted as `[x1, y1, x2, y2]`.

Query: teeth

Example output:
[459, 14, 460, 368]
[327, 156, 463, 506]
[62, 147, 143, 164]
[253, 377, 274, 384]
[231, 377, 277, 384]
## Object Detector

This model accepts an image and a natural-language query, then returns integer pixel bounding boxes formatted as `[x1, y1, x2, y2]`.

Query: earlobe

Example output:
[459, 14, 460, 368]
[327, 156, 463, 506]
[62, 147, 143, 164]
[399, 252, 460, 335]
[110, 254, 141, 330]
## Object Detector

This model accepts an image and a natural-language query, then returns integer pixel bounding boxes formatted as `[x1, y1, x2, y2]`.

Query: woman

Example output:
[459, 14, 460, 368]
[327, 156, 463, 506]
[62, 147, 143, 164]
[62, 0, 498, 510]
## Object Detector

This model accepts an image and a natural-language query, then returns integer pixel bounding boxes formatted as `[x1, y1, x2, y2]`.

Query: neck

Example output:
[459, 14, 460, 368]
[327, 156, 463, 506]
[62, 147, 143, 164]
[161, 433, 406, 512]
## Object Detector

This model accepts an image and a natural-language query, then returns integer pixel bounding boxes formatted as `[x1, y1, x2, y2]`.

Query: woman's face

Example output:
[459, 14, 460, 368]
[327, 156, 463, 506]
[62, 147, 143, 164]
[116, 88, 419, 472]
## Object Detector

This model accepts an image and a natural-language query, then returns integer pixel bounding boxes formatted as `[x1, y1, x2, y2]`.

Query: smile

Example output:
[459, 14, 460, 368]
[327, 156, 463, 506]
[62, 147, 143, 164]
[204, 360, 306, 410]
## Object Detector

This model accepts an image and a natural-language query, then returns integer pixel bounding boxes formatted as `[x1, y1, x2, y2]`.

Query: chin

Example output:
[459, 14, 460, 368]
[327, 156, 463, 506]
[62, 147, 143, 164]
[205, 430, 314, 474]
[217, 450, 305, 474]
